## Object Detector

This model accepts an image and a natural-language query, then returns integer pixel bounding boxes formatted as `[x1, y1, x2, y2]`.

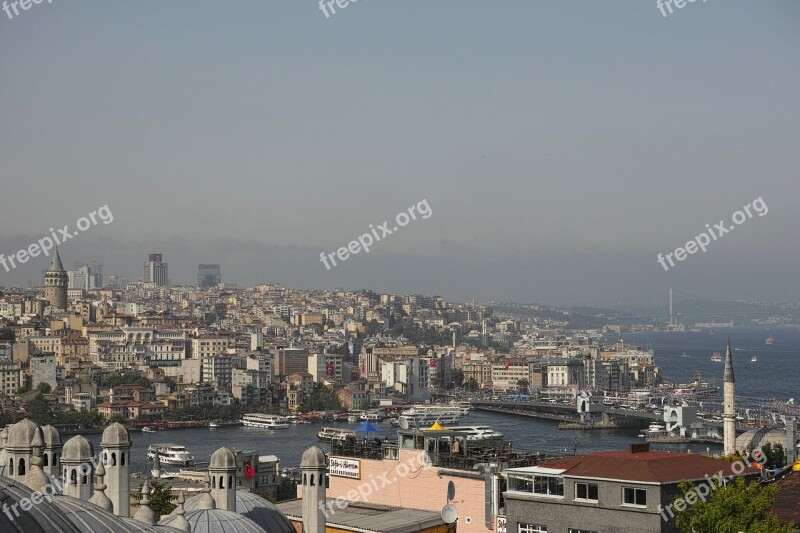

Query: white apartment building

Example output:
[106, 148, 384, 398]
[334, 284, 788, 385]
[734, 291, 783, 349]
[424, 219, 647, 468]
[307, 353, 343, 382]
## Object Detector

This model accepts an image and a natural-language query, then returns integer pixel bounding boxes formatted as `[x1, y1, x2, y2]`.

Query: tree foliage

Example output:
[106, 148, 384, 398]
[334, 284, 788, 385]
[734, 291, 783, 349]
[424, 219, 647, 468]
[148, 480, 176, 516]
[103, 371, 152, 389]
[299, 385, 341, 413]
[673, 476, 792, 533]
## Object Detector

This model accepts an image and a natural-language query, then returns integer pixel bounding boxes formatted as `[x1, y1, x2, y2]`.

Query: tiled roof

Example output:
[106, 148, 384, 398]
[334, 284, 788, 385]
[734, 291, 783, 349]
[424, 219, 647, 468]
[536, 449, 760, 484]
[772, 469, 800, 526]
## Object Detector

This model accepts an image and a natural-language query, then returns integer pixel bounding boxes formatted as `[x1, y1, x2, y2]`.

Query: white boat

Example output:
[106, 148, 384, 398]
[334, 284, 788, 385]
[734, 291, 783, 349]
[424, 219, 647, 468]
[766, 335, 774, 345]
[360, 412, 382, 421]
[399, 405, 463, 425]
[242, 413, 290, 429]
[209, 421, 220, 428]
[142, 426, 157, 433]
[317, 427, 356, 442]
[711, 352, 722, 362]
[448, 425, 504, 441]
[347, 415, 359, 423]
[751, 355, 758, 363]
[646, 423, 666, 434]
[147, 444, 194, 466]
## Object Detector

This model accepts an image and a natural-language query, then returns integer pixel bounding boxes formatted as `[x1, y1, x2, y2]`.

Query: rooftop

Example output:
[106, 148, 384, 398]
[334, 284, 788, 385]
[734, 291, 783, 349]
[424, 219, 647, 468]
[276, 498, 445, 533]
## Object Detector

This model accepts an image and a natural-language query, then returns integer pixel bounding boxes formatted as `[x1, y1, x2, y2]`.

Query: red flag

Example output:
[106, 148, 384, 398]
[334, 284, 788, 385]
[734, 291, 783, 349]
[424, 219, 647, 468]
[243, 461, 255, 478]
[504, 360, 510, 370]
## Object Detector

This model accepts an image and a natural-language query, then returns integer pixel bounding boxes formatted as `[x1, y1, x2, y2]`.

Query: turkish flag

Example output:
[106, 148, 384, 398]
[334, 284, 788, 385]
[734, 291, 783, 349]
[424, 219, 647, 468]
[243, 461, 255, 478]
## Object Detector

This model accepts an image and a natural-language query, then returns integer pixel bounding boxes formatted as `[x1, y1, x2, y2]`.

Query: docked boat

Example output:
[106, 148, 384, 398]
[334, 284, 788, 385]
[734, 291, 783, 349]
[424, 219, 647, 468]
[142, 426, 157, 433]
[347, 415, 359, 423]
[646, 423, 666, 434]
[242, 413, 290, 429]
[360, 412, 382, 421]
[711, 352, 722, 362]
[147, 444, 194, 466]
[448, 425, 504, 442]
[317, 427, 356, 442]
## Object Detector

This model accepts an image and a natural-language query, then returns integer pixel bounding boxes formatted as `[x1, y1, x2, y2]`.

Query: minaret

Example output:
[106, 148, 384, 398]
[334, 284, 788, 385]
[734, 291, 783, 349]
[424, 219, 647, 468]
[101, 422, 132, 517]
[151, 447, 161, 480]
[41, 425, 62, 478]
[300, 446, 327, 533]
[44, 248, 68, 310]
[209, 447, 237, 512]
[723, 337, 736, 455]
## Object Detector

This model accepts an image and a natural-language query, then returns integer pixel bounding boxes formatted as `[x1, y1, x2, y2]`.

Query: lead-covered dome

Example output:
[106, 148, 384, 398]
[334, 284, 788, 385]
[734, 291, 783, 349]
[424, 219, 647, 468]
[210, 447, 237, 470]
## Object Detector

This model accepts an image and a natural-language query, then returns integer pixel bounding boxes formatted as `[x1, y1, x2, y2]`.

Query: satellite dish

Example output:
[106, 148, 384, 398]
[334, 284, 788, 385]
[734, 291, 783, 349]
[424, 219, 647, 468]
[447, 481, 455, 501]
[440, 504, 458, 524]
[398, 416, 409, 430]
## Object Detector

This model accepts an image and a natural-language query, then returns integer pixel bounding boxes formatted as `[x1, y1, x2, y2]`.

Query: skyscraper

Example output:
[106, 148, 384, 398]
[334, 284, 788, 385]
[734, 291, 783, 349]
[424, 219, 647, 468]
[43, 248, 68, 309]
[723, 337, 736, 455]
[144, 253, 168, 285]
[197, 264, 222, 287]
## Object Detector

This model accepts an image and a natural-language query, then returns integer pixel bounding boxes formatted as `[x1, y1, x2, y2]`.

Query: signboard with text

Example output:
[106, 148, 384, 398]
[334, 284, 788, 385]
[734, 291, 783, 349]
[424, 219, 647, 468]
[329, 457, 361, 479]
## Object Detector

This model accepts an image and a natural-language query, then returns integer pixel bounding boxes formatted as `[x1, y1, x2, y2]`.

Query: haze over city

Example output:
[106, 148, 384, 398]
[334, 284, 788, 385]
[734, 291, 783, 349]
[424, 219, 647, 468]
[2, 0, 799, 305]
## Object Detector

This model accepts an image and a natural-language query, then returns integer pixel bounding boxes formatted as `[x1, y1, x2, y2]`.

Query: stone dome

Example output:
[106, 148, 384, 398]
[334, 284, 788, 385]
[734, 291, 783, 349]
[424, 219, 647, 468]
[735, 428, 788, 453]
[176, 490, 294, 533]
[62, 435, 94, 461]
[210, 447, 237, 470]
[0, 475, 81, 533]
[300, 446, 326, 467]
[53, 494, 185, 533]
[7, 418, 39, 449]
[101, 422, 130, 446]
[41, 425, 62, 446]
[159, 508, 268, 533]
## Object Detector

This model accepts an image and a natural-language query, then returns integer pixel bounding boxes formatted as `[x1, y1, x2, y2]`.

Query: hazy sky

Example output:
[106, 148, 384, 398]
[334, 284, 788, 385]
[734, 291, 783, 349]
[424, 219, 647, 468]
[1, 1, 798, 305]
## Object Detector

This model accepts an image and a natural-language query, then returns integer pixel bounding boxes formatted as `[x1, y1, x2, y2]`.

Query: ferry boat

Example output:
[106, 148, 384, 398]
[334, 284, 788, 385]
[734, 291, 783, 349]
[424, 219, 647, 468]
[142, 426, 157, 433]
[646, 423, 666, 434]
[241, 413, 290, 429]
[360, 412, 382, 421]
[766, 335, 774, 345]
[147, 444, 194, 466]
[711, 352, 722, 362]
[449, 425, 504, 442]
[399, 405, 462, 425]
[317, 427, 356, 442]
[751, 355, 758, 363]
[671, 372, 719, 400]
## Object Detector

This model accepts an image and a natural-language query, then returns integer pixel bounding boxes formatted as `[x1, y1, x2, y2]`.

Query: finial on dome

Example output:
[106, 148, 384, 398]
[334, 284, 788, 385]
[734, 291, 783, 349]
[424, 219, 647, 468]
[171, 491, 191, 532]
[89, 461, 113, 512]
[133, 480, 157, 525]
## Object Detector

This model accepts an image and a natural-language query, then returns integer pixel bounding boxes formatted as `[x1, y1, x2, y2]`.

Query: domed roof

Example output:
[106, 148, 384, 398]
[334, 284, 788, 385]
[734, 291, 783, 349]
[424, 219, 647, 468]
[301, 446, 326, 467]
[735, 428, 787, 453]
[53, 495, 185, 533]
[210, 447, 237, 470]
[101, 422, 130, 446]
[0, 476, 81, 533]
[62, 435, 94, 460]
[159, 508, 268, 533]
[7, 418, 39, 449]
[176, 490, 294, 533]
[41, 425, 62, 446]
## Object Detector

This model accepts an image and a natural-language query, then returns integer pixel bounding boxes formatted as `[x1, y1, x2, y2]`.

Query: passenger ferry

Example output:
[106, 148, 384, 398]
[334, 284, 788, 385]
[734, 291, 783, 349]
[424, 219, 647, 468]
[711, 352, 722, 362]
[241, 413, 290, 429]
[399, 405, 462, 425]
[317, 427, 356, 442]
[147, 444, 194, 466]
[449, 425, 504, 441]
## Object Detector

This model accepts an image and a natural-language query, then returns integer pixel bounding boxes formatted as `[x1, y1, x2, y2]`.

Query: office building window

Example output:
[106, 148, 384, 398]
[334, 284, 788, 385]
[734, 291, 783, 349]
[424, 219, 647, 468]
[518, 524, 547, 533]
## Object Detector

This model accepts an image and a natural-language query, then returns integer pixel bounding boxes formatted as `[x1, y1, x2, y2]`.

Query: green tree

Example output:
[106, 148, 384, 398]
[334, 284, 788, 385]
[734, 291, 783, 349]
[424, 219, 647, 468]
[272, 477, 298, 503]
[299, 385, 342, 413]
[464, 378, 478, 393]
[760, 443, 786, 469]
[673, 476, 792, 533]
[149, 480, 176, 516]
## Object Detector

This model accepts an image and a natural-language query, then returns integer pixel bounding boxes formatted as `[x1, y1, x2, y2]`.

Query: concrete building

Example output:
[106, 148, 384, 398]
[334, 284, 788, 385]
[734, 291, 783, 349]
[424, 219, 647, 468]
[143, 253, 168, 286]
[308, 352, 343, 382]
[503, 444, 759, 533]
[197, 264, 222, 288]
[30, 353, 57, 390]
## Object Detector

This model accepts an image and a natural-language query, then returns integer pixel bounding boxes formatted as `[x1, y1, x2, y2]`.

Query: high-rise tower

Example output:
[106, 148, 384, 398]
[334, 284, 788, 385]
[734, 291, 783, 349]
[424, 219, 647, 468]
[723, 337, 736, 455]
[43, 248, 68, 309]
